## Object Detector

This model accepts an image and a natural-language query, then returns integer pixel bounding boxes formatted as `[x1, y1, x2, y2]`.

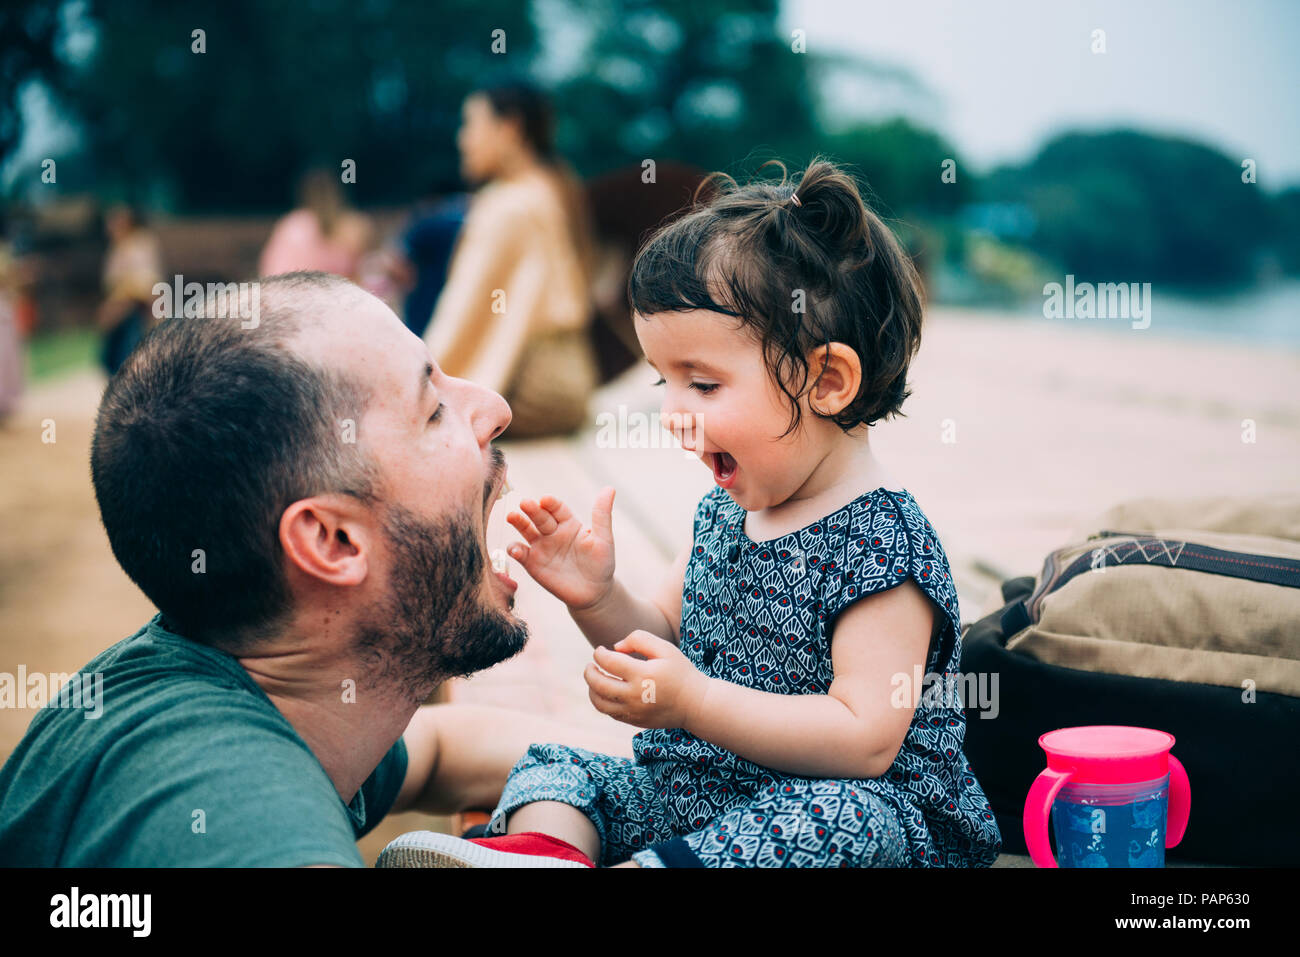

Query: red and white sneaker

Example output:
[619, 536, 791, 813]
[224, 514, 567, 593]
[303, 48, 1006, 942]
[376, 830, 595, 868]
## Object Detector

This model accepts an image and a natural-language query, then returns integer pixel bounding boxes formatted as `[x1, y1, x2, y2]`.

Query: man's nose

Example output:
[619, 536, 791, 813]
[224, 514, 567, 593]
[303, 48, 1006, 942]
[461, 378, 511, 445]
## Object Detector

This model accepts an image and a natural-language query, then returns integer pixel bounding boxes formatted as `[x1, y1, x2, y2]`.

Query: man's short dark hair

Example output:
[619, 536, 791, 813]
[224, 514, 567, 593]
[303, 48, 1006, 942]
[91, 271, 379, 650]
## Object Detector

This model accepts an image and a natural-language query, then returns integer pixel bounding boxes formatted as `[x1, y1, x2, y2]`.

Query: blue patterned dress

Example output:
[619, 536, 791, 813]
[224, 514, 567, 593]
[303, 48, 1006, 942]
[486, 485, 1003, 867]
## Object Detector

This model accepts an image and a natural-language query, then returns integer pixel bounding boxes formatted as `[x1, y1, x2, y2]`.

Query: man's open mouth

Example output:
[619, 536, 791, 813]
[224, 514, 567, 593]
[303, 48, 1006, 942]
[484, 467, 517, 594]
[484, 467, 509, 520]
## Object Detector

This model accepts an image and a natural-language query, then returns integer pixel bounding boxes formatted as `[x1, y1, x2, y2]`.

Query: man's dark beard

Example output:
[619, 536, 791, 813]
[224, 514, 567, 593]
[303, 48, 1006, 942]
[353, 501, 528, 698]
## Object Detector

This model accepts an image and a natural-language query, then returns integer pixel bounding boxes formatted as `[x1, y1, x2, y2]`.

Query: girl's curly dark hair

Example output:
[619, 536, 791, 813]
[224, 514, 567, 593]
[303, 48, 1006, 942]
[628, 156, 924, 438]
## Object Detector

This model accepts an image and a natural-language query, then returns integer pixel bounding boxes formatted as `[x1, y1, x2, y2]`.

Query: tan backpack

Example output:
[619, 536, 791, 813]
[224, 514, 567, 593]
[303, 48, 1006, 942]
[999, 494, 1300, 698]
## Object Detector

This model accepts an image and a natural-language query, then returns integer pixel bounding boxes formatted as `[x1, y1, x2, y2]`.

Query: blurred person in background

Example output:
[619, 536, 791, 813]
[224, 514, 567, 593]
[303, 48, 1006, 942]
[259, 168, 374, 281]
[423, 79, 599, 440]
[0, 212, 26, 423]
[97, 204, 162, 378]
[353, 184, 471, 333]
[370, 183, 471, 338]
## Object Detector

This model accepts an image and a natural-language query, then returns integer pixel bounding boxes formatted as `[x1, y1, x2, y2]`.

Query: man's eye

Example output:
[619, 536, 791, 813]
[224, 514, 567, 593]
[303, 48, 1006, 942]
[428, 403, 444, 423]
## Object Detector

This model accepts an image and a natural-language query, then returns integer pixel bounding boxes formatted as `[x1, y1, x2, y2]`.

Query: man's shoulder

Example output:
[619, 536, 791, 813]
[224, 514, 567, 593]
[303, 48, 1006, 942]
[81, 616, 252, 682]
[0, 619, 362, 867]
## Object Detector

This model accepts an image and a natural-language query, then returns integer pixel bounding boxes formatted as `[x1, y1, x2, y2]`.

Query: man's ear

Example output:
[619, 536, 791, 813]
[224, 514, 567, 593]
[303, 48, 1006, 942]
[279, 496, 372, 587]
[806, 342, 863, 417]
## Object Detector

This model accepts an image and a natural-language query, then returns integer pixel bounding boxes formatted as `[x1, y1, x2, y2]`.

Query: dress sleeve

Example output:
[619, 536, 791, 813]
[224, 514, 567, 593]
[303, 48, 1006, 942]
[820, 491, 959, 675]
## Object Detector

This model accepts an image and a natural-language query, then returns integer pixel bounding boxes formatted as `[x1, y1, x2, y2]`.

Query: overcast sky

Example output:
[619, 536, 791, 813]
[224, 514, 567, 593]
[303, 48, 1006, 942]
[782, 0, 1300, 188]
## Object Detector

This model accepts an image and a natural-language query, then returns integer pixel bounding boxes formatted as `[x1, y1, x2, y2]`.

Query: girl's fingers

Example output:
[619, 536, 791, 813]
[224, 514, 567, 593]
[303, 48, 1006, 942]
[591, 644, 633, 680]
[519, 499, 559, 535]
[587, 685, 616, 718]
[584, 662, 628, 702]
[539, 495, 574, 527]
[506, 542, 530, 564]
[588, 688, 627, 724]
[506, 510, 540, 544]
[590, 487, 615, 543]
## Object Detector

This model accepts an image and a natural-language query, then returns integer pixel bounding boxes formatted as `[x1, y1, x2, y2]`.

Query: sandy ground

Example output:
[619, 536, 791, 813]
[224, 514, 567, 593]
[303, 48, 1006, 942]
[2, 304, 1296, 865]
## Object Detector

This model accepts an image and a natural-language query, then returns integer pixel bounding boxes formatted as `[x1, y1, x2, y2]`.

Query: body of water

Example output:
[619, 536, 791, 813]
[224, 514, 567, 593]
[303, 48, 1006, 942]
[996, 279, 1300, 349]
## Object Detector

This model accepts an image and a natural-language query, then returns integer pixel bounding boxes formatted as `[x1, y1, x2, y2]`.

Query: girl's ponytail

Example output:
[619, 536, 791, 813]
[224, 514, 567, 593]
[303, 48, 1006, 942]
[783, 159, 876, 271]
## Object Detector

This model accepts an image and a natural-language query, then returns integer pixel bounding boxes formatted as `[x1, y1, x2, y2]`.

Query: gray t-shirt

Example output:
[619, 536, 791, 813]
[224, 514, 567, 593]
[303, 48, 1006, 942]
[0, 614, 408, 866]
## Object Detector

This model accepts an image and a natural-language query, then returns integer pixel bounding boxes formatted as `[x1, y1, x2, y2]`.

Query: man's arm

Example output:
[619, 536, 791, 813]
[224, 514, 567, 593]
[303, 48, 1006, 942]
[389, 703, 635, 816]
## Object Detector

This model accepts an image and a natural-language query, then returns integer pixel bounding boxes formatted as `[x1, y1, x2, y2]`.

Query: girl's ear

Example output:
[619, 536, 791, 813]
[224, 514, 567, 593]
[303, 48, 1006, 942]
[806, 343, 862, 417]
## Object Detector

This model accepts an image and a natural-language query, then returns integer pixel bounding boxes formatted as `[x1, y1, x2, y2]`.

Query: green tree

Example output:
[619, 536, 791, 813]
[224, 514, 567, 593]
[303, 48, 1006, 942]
[48, 0, 543, 210]
[1, 2, 69, 168]
[821, 118, 970, 217]
[12, 0, 831, 211]
[546, 0, 820, 179]
[1271, 186, 1300, 274]
[981, 129, 1272, 283]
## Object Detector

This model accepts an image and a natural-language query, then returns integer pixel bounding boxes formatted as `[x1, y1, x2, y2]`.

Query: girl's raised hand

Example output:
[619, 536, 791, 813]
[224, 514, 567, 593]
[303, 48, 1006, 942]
[505, 486, 617, 611]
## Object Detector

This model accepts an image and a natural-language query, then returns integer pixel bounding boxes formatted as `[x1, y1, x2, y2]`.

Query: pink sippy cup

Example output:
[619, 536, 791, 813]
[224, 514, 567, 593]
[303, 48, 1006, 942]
[1023, 726, 1191, 868]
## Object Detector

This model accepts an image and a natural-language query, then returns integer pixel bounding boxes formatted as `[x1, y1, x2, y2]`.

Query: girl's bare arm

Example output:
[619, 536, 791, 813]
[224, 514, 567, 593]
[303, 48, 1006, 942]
[570, 541, 690, 649]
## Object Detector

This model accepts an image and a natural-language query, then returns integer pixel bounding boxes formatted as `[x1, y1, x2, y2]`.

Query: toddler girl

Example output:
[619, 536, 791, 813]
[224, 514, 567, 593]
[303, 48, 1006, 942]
[388, 158, 1002, 868]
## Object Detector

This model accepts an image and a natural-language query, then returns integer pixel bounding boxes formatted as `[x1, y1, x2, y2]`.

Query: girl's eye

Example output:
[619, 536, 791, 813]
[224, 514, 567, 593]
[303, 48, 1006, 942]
[651, 376, 718, 395]
[428, 403, 444, 424]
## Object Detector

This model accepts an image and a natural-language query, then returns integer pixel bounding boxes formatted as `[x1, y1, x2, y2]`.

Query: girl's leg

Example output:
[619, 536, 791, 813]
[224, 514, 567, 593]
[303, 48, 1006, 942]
[485, 742, 673, 867]
[630, 777, 910, 868]
[408, 703, 632, 815]
[505, 800, 600, 863]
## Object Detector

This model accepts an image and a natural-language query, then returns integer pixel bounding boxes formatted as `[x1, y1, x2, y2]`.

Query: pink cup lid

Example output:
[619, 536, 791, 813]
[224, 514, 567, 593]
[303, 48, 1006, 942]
[1038, 725, 1176, 784]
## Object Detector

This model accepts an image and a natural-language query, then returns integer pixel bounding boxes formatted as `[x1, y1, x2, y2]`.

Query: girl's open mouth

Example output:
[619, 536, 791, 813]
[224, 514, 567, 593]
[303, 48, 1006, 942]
[710, 451, 738, 488]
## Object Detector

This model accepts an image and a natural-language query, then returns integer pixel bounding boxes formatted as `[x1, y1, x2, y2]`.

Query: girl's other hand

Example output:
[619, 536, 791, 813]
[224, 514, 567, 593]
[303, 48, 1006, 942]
[585, 630, 709, 730]
[506, 486, 617, 611]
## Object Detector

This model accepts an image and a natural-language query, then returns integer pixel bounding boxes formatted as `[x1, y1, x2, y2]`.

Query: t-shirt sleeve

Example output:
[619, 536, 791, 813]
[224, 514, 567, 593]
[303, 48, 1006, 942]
[77, 696, 373, 867]
[821, 492, 960, 675]
[354, 736, 408, 840]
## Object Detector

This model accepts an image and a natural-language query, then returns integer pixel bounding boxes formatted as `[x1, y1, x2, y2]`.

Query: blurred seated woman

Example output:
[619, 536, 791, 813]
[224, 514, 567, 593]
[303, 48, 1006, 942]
[424, 80, 598, 439]
[259, 168, 373, 281]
